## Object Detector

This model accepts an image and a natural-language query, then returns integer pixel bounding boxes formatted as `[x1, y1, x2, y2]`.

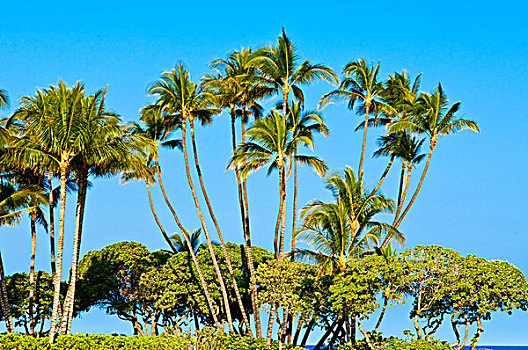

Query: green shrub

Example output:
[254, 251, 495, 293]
[0, 330, 303, 350]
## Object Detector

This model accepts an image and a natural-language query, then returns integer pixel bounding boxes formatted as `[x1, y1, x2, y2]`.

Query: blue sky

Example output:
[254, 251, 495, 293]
[1, 0, 527, 344]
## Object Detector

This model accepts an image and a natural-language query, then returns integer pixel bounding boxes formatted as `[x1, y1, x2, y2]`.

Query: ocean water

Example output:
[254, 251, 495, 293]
[304, 346, 527, 350]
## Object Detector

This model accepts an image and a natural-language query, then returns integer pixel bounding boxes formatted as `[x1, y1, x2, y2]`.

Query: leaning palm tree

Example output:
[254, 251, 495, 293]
[256, 28, 338, 123]
[148, 63, 238, 332]
[386, 84, 479, 231]
[296, 166, 399, 274]
[319, 59, 389, 176]
[171, 229, 201, 253]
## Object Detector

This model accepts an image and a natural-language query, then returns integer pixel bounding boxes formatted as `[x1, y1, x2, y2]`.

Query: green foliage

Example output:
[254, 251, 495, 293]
[0, 330, 303, 350]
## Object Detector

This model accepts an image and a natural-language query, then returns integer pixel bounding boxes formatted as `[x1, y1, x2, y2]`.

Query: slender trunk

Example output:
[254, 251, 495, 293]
[328, 319, 345, 349]
[28, 210, 37, 336]
[358, 105, 370, 177]
[292, 316, 303, 346]
[0, 252, 14, 333]
[393, 160, 407, 220]
[266, 303, 276, 346]
[147, 169, 177, 253]
[470, 317, 482, 350]
[459, 320, 470, 350]
[414, 313, 422, 340]
[278, 164, 287, 257]
[290, 156, 298, 260]
[273, 207, 281, 258]
[183, 118, 233, 331]
[49, 158, 69, 343]
[394, 137, 435, 228]
[313, 318, 341, 350]
[48, 172, 56, 279]
[450, 314, 461, 348]
[238, 108, 261, 337]
[358, 318, 374, 349]
[282, 87, 289, 123]
[61, 168, 88, 334]
[154, 152, 220, 329]
[368, 157, 394, 198]
[189, 120, 251, 334]
[374, 294, 388, 332]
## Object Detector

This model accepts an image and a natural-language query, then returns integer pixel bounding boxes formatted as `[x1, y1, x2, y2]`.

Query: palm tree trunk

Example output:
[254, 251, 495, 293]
[290, 156, 298, 260]
[48, 172, 56, 280]
[368, 157, 394, 198]
[154, 152, 220, 329]
[189, 117, 251, 334]
[49, 159, 69, 343]
[235, 108, 261, 337]
[282, 87, 289, 123]
[374, 294, 388, 332]
[0, 252, 14, 333]
[358, 105, 370, 177]
[266, 303, 276, 346]
[313, 318, 340, 350]
[394, 137, 435, 228]
[278, 164, 287, 256]
[29, 210, 37, 336]
[184, 118, 234, 332]
[146, 173, 177, 253]
[392, 161, 407, 222]
[61, 168, 88, 334]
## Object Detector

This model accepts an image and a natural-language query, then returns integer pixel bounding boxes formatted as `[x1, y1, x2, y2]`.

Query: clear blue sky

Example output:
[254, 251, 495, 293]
[1, 0, 527, 344]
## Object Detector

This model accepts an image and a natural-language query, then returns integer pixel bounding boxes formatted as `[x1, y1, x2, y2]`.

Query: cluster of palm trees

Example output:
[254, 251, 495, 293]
[0, 27, 479, 344]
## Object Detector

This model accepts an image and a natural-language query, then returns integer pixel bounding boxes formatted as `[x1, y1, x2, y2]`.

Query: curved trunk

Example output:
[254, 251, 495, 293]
[299, 316, 316, 348]
[48, 172, 56, 279]
[29, 210, 37, 335]
[394, 138, 435, 228]
[148, 167, 177, 253]
[358, 105, 370, 177]
[154, 152, 220, 329]
[394, 160, 407, 220]
[61, 167, 88, 334]
[0, 252, 14, 333]
[450, 314, 461, 348]
[232, 109, 261, 337]
[414, 313, 422, 340]
[278, 164, 287, 256]
[290, 156, 298, 260]
[459, 320, 470, 350]
[313, 318, 340, 350]
[374, 293, 388, 332]
[49, 158, 69, 343]
[368, 157, 394, 198]
[189, 118, 251, 334]
[358, 318, 374, 350]
[183, 118, 233, 332]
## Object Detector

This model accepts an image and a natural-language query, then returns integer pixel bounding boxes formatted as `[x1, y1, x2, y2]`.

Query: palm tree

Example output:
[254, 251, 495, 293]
[170, 229, 201, 253]
[1, 169, 48, 335]
[59, 88, 130, 334]
[319, 59, 388, 176]
[10, 81, 88, 342]
[204, 49, 271, 336]
[256, 27, 337, 123]
[281, 101, 328, 259]
[386, 84, 479, 231]
[296, 167, 399, 345]
[148, 63, 237, 331]
[296, 166, 399, 274]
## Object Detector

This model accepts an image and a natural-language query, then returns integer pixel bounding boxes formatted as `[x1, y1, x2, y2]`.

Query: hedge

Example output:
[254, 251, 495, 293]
[0, 330, 303, 350]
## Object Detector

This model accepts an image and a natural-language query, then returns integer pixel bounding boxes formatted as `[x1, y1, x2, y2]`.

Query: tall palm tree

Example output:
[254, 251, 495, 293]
[10, 81, 88, 342]
[386, 84, 479, 231]
[170, 229, 201, 253]
[256, 28, 338, 123]
[59, 88, 130, 334]
[148, 63, 236, 331]
[281, 101, 328, 259]
[204, 49, 272, 336]
[319, 59, 389, 176]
